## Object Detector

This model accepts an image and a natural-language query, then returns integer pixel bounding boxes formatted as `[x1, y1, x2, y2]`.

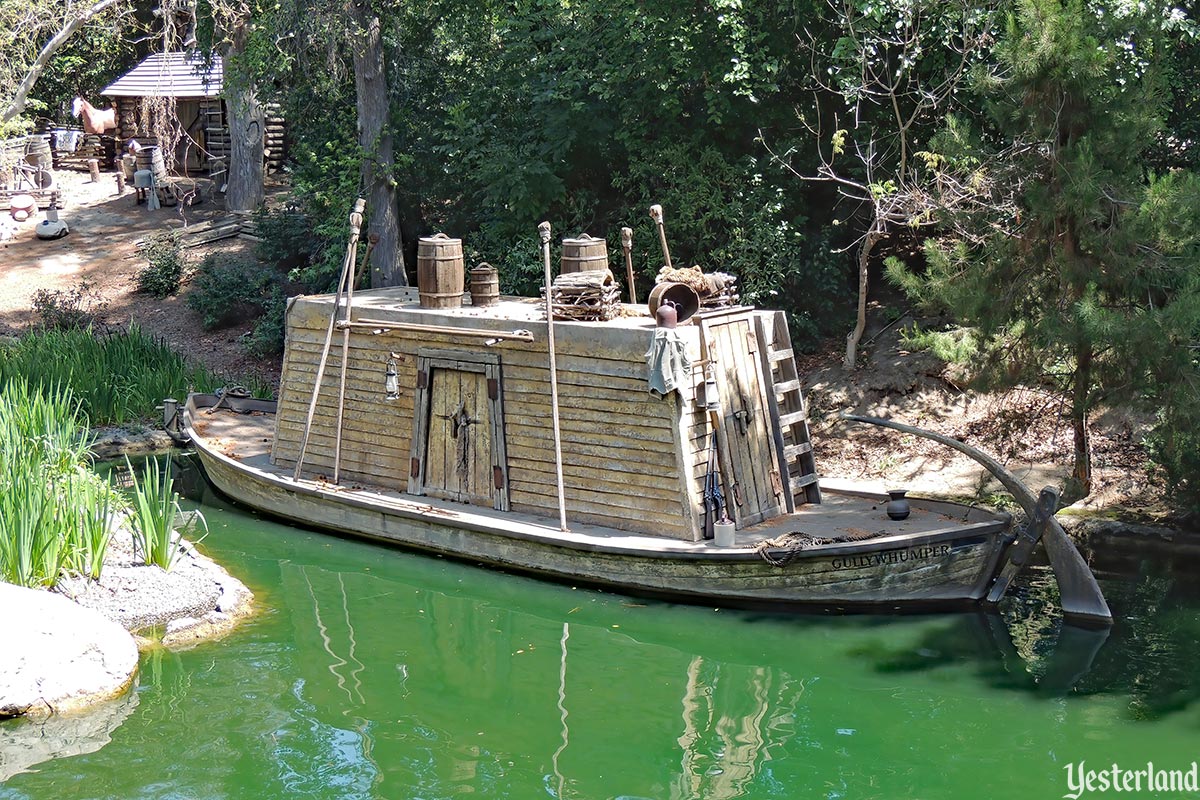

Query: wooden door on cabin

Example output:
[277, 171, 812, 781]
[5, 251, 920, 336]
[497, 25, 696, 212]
[700, 313, 787, 528]
[409, 350, 510, 510]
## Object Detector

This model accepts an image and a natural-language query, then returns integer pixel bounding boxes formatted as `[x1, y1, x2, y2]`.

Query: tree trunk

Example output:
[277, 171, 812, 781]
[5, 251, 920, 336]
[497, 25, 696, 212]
[845, 227, 879, 369]
[1067, 344, 1093, 501]
[348, 0, 406, 287]
[222, 24, 263, 213]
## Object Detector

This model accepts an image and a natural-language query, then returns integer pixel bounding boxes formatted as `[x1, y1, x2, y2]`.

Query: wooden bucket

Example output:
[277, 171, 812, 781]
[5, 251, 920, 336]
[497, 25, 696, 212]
[417, 233, 465, 308]
[469, 263, 500, 307]
[560, 234, 608, 274]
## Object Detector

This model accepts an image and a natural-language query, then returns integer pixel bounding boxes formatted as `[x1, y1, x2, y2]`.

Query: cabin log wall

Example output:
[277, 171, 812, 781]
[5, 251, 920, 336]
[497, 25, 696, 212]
[272, 293, 709, 540]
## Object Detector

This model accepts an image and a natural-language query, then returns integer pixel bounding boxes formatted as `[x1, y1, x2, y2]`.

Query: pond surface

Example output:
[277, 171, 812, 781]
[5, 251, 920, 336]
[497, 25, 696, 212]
[2, 464, 1199, 799]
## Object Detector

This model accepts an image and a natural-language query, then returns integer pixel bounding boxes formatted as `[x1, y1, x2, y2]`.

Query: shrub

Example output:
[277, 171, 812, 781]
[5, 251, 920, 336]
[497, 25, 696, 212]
[135, 232, 186, 297]
[187, 257, 277, 330]
[242, 288, 288, 358]
[31, 281, 109, 330]
[253, 205, 315, 270]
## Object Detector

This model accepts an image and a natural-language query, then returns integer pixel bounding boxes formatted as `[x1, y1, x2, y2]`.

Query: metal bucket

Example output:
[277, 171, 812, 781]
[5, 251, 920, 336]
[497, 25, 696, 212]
[417, 233, 465, 309]
[560, 234, 608, 274]
[469, 263, 500, 307]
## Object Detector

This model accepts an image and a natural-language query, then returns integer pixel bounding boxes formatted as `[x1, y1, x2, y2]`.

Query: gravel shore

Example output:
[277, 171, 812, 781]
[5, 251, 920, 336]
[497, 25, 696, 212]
[52, 520, 254, 647]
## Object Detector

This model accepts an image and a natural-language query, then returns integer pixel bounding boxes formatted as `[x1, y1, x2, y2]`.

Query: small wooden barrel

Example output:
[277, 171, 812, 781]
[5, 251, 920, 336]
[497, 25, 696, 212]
[560, 234, 609, 274]
[469, 263, 500, 307]
[23, 135, 52, 170]
[417, 233, 465, 308]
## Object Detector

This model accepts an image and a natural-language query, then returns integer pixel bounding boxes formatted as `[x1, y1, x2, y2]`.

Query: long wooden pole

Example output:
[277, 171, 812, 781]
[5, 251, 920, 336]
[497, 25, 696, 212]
[649, 204, 672, 268]
[333, 200, 367, 484]
[620, 226, 637, 304]
[841, 413, 1112, 626]
[294, 198, 365, 481]
[540, 221, 568, 531]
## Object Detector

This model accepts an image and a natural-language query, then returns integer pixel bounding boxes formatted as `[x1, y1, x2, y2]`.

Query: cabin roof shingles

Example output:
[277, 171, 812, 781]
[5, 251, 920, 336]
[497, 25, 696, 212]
[102, 52, 223, 99]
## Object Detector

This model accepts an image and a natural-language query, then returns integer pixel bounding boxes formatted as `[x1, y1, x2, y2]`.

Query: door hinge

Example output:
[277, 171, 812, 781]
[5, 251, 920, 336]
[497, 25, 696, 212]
[487, 377, 499, 401]
[493, 466, 504, 489]
[410, 457, 421, 478]
[416, 370, 428, 389]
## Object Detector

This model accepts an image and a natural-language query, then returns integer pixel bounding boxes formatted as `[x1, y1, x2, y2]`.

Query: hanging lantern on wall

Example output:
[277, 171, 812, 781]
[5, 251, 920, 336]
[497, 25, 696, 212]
[384, 358, 399, 401]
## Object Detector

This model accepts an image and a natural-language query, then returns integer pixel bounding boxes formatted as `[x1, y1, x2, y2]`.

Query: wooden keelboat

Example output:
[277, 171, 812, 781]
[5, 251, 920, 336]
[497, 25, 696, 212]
[182, 282, 1108, 620]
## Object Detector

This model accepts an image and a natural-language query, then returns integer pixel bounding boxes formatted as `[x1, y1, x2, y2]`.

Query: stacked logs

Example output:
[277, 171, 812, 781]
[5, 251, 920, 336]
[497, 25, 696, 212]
[542, 269, 621, 321]
[52, 132, 116, 170]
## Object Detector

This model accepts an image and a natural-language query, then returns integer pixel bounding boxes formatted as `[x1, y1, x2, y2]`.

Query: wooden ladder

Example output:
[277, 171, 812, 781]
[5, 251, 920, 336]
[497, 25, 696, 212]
[754, 312, 821, 511]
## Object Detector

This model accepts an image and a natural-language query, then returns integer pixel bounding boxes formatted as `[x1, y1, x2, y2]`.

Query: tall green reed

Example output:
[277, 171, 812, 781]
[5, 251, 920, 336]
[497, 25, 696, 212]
[0, 379, 115, 587]
[124, 455, 206, 571]
[0, 325, 271, 426]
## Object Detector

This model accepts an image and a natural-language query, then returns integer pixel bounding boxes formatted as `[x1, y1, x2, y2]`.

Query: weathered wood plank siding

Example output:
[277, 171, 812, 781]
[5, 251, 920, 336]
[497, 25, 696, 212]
[272, 290, 710, 539]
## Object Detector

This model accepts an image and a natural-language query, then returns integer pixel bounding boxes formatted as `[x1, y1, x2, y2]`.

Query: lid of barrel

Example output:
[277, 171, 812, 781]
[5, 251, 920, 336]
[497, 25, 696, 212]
[418, 232, 462, 246]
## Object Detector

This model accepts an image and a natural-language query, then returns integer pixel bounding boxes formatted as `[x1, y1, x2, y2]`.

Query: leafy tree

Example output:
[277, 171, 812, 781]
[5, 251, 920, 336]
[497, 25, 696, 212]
[890, 0, 1200, 500]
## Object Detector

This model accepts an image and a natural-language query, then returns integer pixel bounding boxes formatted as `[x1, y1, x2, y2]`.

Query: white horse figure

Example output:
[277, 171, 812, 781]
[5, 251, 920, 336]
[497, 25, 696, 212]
[71, 97, 118, 135]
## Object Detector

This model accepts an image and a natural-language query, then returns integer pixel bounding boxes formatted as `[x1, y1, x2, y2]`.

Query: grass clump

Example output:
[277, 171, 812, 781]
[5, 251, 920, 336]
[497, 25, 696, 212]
[0, 379, 116, 587]
[0, 325, 269, 426]
[124, 455, 206, 571]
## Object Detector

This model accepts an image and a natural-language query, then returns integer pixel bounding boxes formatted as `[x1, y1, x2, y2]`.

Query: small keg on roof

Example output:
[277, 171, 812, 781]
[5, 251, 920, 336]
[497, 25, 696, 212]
[560, 233, 608, 274]
[469, 262, 500, 307]
[417, 233, 465, 309]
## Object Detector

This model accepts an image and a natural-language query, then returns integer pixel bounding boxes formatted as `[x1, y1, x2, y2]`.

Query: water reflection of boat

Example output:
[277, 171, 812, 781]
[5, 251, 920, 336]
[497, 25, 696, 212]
[265, 545, 1106, 800]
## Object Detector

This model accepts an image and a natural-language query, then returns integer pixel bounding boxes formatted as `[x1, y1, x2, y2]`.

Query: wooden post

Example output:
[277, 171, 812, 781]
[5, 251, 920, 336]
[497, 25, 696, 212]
[540, 221, 568, 531]
[649, 204, 672, 268]
[620, 226, 637, 304]
[294, 198, 366, 481]
[115, 172, 125, 194]
[333, 201, 366, 484]
[88, 158, 100, 183]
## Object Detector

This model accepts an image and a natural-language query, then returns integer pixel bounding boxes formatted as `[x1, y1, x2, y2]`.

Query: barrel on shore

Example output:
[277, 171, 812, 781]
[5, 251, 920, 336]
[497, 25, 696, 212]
[417, 234, 465, 309]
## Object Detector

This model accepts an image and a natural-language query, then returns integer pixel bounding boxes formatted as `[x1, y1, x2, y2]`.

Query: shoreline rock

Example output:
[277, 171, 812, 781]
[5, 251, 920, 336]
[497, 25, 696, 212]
[0, 583, 139, 718]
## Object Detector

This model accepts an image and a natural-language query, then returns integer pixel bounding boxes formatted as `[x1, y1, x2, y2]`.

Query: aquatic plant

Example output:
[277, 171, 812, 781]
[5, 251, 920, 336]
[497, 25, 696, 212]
[124, 455, 206, 571]
[0, 325, 271, 425]
[0, 379, 115, 587]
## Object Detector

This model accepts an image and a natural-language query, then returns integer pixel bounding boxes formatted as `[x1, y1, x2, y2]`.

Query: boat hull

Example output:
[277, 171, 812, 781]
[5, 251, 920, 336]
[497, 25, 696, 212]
[186, 400, 1012, 611]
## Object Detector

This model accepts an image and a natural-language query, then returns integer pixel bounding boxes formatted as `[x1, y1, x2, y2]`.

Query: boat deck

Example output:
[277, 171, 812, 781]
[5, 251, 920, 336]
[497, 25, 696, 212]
[189, 407, 1000, 554]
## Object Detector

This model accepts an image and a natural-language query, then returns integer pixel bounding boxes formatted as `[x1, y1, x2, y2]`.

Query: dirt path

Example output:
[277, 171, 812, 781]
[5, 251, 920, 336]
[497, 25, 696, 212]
[0, 169, 280, 386]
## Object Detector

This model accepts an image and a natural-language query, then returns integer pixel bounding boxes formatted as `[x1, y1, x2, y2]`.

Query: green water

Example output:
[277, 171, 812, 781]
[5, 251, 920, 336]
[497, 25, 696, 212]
[2, 468, 1199, 799]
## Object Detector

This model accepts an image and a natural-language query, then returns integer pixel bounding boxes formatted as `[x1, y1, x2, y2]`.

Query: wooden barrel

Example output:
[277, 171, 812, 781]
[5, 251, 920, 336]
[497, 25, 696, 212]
[469, 263, 500, 307]
[135, 146, 167, 182]
[560, 234, 608, 274]
[417, 233, 465, 308]
[23, 135, 52, 170]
